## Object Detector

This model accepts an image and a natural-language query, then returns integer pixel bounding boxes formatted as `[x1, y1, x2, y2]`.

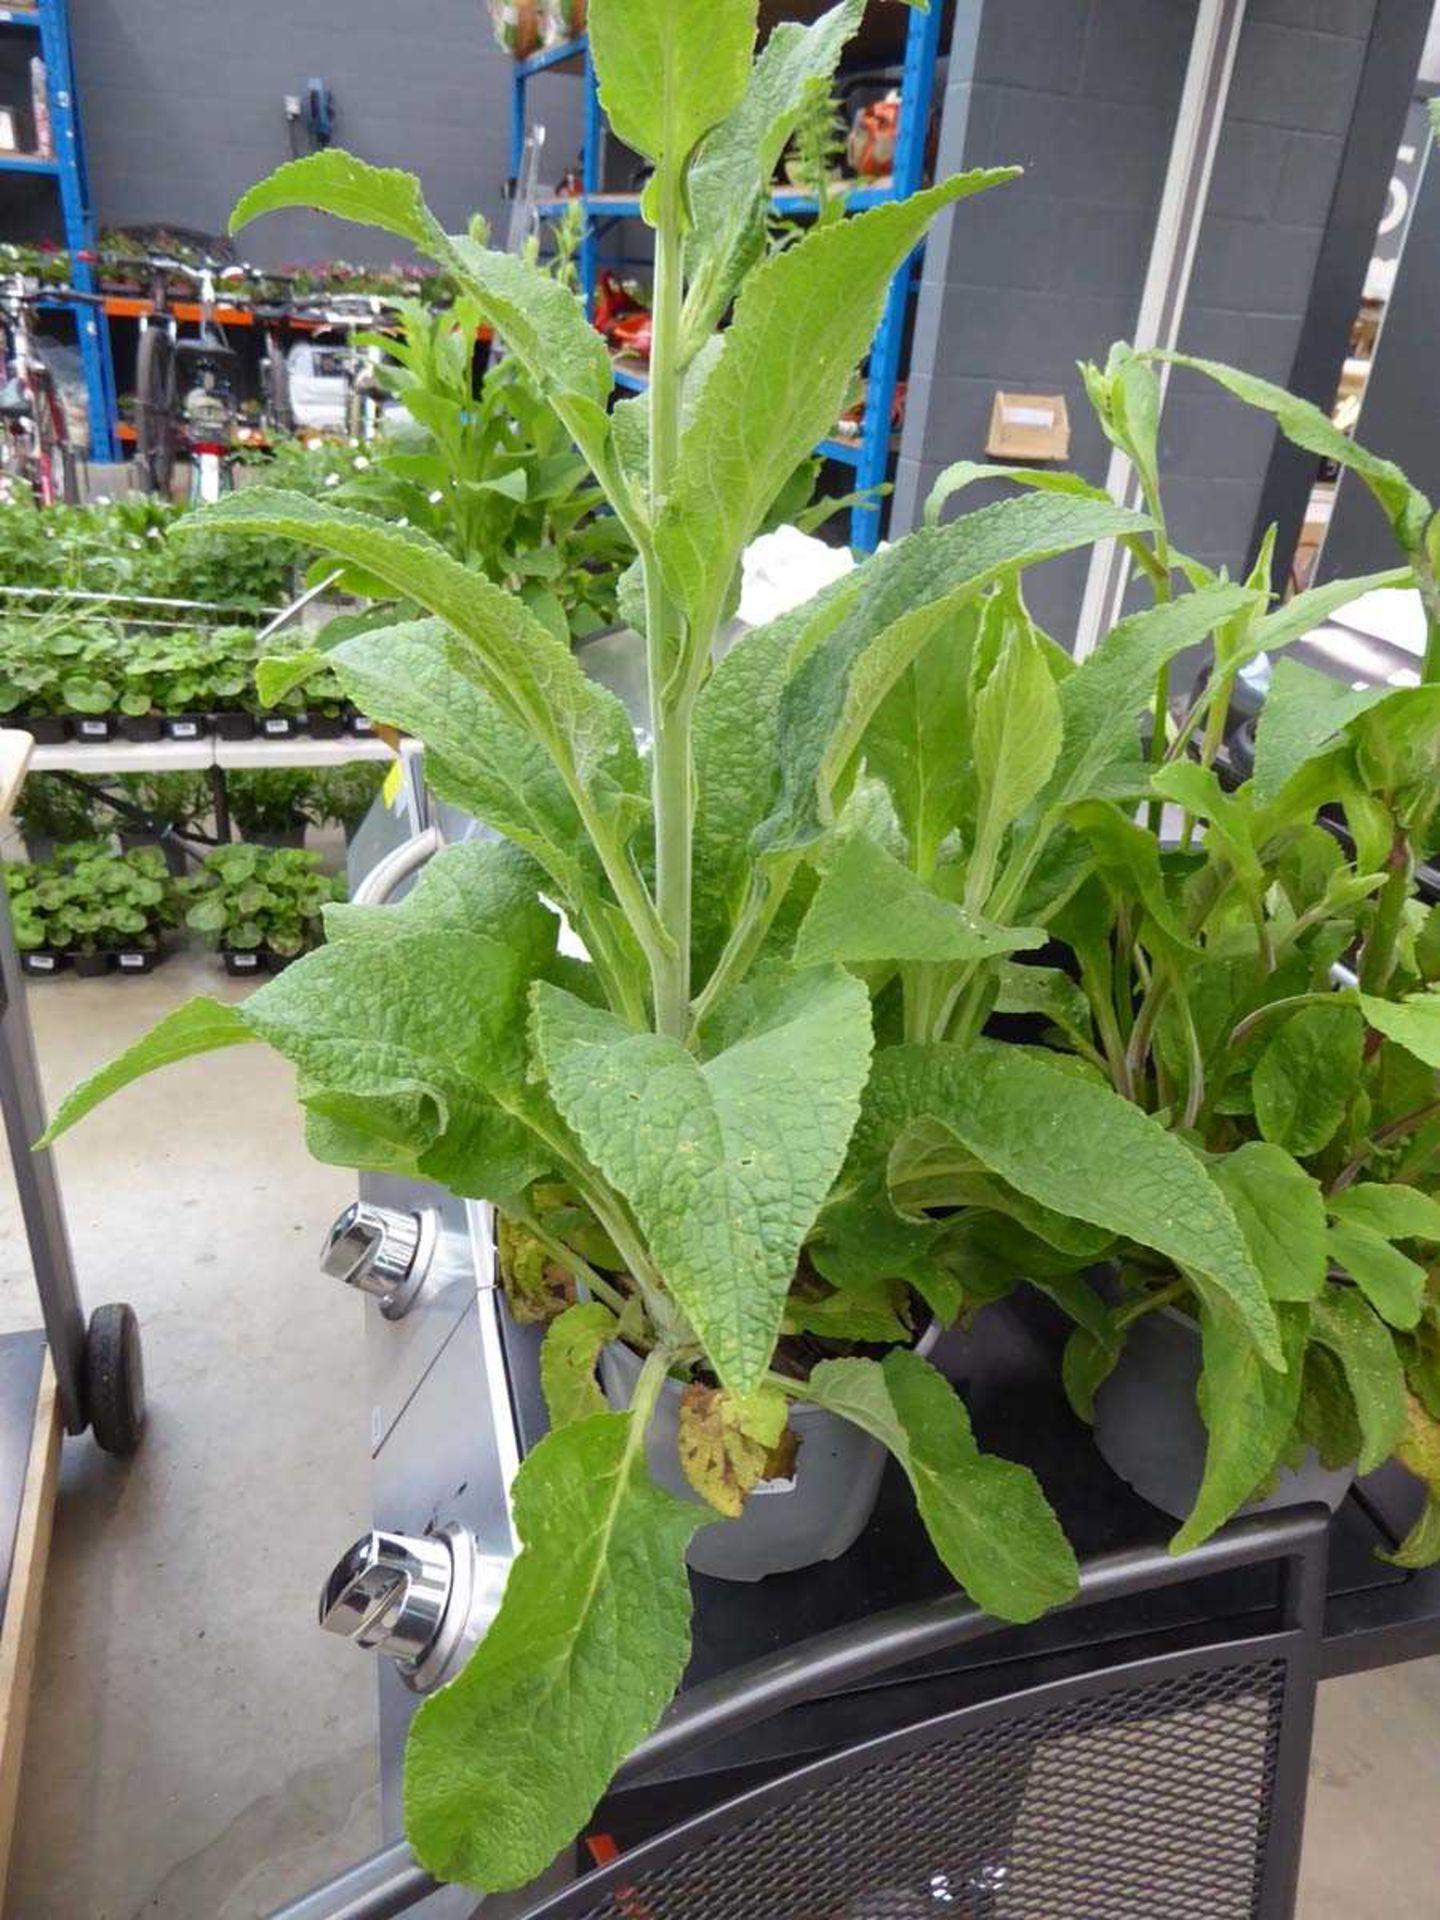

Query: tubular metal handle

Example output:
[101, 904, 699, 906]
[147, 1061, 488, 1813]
[352, 826, 442, 908]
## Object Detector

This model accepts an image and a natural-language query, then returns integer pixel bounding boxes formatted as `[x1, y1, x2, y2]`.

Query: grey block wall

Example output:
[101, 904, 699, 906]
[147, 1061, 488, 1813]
[895, 0, 1381, 637]
[62, 2, 584, 264]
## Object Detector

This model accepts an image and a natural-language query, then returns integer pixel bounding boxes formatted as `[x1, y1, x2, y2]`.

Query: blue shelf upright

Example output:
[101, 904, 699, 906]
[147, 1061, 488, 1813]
[0, 0, 117, 459]
[508, 6, 944, 553]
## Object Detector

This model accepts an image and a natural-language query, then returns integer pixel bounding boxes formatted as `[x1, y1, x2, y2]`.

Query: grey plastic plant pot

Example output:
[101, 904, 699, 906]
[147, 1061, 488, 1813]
[600, 1322, 940, 1585]
[1093, 1305, 1353, 1524]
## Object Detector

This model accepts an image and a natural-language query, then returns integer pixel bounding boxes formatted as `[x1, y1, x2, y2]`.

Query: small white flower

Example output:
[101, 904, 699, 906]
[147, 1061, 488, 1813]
[428, 489, 444, 505]
[352, 454, 369, 471]
[324, 472, 340, 488]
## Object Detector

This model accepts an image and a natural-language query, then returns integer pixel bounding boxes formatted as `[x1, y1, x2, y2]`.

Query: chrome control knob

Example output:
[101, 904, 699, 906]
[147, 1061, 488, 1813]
[318, 1525, 509, 1692]
[320, 1202, 434, 1318]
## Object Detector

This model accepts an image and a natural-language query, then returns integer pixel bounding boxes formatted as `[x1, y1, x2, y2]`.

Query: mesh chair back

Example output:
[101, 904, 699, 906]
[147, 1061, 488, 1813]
[517, 1511, 1326, 1920]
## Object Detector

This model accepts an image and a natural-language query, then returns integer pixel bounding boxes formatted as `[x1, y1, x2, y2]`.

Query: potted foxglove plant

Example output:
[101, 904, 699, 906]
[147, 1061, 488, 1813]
[39, 0, 1388, 1895]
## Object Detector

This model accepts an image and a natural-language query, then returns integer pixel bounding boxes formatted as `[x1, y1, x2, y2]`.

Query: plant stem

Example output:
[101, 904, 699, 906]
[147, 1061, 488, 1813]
[1416, 537, 1440, 684]
[644, 172, 692, 1041]
[514, 1212, 630, 1315]
[1226, 989, 1350, 1055]
[687, 853, 802, 1042]
[1113, 1276, 1188, 1331]
[1357, 827, 1412, 997]
[1329, 1096, 1440, 1195]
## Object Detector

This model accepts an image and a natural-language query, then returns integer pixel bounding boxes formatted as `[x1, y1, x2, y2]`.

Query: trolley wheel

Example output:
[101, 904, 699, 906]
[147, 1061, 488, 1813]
[135, 326, 178, 498]
[85, 1302, 146, 1456]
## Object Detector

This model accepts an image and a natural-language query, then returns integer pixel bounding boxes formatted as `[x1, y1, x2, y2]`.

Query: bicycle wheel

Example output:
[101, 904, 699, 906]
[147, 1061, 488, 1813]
[135, 324, 179, 496]
[28, 368, 80, 506]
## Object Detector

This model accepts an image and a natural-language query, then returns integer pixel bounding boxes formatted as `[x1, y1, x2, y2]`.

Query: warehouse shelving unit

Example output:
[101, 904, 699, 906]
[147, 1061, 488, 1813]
[0, 0, 116, 459]
[508, 2, 944, 551]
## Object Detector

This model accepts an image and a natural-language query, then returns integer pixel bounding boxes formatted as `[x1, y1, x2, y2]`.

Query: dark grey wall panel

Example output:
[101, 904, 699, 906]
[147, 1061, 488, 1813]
[896, 0, 1395, 638]
[1320, 133, 1440, 580]
[66, 2, 584, 264]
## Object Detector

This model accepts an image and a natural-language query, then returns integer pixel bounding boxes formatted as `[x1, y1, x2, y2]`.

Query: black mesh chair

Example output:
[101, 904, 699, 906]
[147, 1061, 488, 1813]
[273, 1505, 1329, 1920]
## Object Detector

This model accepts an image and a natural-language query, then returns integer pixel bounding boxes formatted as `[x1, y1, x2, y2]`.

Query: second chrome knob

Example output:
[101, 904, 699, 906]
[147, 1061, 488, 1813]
[320, 1202, 435, 1319]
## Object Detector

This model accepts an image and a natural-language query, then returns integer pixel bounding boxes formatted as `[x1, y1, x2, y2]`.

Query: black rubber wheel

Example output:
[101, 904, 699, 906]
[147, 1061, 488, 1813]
[85, 1302, 146, 1456]
[135, 326, 178, 497]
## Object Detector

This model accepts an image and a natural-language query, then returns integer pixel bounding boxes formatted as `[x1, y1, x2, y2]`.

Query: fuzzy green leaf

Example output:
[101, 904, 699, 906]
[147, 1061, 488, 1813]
[40, 997, 255, 1145]
[1173, 1302, 1309, 1553]
[1387, 1396, 1440, 1568]
[1251, 658, 1390, 804]
[760, 492, 1152, 855]
[324, 838, 556, 969]
[329, 620, 599, 905]
[969, 620, 1062, 896]
[588, 0, 755, 176]
[683, 0, 864, 342]
[404, 1411, 706, 1888]
[540, 1303, 620, 1430]
[255, 650, 329, 708]
[1159, 352, 1430, 544]
[793, 834, 1044, 967]
[807, 1350, 1077, 1621]
[532, 969, 872, 1393]
[1326, 1222, 1426, 1330]
[187, 496, 640, 810]
[1043, 584, 1256, 809]
[1209, 1142, 1328, 1303]
[1253, 1003, 1364, 1156]
[658, 169, 1021, 624]
[1309, 1288, 1407, 1474]
[863, 607, 979, 876]
[1331, 1183, 1440, 1243]
[852, 1042, 1280, 1364]
[1359, 989, 1440, 1069]
[231, 150, 445, 250]
[246, 931, 556, 1199]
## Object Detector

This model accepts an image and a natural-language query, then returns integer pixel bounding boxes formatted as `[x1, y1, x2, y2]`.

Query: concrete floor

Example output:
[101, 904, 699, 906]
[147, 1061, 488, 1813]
[0, 954, 377, 1919]
[0, 957, 1437, 1916]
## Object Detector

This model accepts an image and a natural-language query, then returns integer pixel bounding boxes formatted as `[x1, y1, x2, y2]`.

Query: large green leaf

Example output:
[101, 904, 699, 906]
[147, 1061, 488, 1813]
[1309, 1288, 1407, 1474]
[657, 169, 1021, 625]
[968, 620, 1062, 904]
[1209, 1142, 1327, 1303]
[324, 838, 556, 969]
[588, 0, 755, 177]
[793, 833, 1044, 967]
[248, 931, 559, 1198]
[683, 0, 865, 345]
[405, 1411, 706, 1888]
[807, 1350, 1076, 1620]
[1330, 1182, 1440, 1243]
[531, 969, 872, 1392]
[1251, 658, 1390, 804]
[759, 492, 1152, 856]
[230, 153, 615, 478]
[1253, 1003, 1364, 1156]
[40, 997, 255, 1146]
[1326, 1222, 1426, 1331]
[231, 150, 444, 251]
[863, 606, 980, 877]
[1159, 352, 1430, 545]
[330, 620, 601, 910]
[851, 1042, 1280, 1363]
[1359, 989, 1440, 1068]
[1173, 1301, 1308, 1553]
[187, 496, 640, 810]
[1388, 1395, 1440, 1568]
[1042, 584, 1255, 809]
[692, 577, 859, 959]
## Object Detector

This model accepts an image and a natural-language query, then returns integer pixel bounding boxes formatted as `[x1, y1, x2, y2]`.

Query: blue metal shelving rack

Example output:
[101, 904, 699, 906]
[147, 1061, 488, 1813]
[509, 4, 942, 552]
[0, 0, 117, 459]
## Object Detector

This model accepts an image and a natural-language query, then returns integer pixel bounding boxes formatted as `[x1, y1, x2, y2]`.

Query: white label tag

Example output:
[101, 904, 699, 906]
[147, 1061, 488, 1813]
[29, 954, 56, 972]
[118, 953, 145, 970]
[172, 720, 199, 739]
[750, 1475, 797, 1498]
[78, 718, 108, 738]
[263, 716, 289, 736]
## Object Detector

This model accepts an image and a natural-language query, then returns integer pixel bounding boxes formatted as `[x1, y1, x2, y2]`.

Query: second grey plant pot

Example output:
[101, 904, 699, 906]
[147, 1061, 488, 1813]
[601, 1324, 940, 1584]
[1093, 1306, 1353, 1523]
